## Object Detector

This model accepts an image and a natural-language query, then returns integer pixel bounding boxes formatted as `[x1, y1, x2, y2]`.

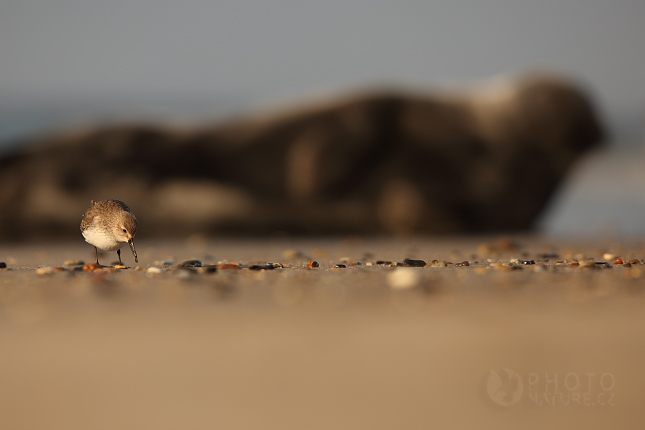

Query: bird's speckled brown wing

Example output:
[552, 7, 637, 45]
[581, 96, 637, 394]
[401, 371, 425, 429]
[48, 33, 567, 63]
[102, 199, 133, 214]
[80, 201, 97, 232]
[80, 200, 133, 232]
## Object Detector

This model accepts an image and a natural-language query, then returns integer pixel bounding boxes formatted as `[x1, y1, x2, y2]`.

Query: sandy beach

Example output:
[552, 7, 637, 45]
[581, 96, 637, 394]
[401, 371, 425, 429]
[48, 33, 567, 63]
[1, 236, 644, 429]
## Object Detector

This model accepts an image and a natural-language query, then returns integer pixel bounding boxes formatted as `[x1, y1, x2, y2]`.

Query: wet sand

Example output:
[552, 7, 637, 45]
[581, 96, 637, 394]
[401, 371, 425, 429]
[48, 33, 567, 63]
[1, 236, 644, 429]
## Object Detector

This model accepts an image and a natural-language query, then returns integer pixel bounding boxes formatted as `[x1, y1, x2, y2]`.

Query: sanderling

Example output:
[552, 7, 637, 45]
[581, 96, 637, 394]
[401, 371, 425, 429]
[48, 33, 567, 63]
[80, 200, 138, 266]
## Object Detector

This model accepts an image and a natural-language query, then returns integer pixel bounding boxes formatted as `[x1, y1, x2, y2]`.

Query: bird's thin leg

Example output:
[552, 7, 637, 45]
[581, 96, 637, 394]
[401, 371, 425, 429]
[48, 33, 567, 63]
[117, 249, 122, 265]
[95, 247, 100, 265]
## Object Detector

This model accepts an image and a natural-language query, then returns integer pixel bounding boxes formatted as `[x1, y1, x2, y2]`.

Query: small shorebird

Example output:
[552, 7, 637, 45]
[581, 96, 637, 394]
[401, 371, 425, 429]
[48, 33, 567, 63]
[80, 200, 138, 266]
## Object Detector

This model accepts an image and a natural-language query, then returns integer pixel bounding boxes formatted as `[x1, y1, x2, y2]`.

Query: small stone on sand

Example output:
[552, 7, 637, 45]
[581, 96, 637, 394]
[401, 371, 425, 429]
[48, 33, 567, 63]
[146, 267, 163, 277]
[63, 260, 84, 267]
[216, 264, 242, 270]
[403, 258, 426, 267]
[387, 268, 420, 290]
[36, 266, 54, 276]
[82, 263, 102, 272]
[179, 260, 202, 268]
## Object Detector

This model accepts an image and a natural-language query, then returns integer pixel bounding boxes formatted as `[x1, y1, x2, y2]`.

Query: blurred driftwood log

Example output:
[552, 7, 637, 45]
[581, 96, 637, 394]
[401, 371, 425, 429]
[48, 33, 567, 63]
[0, 73, 603, 239]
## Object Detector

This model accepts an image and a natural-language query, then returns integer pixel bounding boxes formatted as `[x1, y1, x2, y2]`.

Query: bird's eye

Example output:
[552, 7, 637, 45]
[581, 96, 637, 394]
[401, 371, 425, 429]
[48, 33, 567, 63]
[122, 229, 127, 233]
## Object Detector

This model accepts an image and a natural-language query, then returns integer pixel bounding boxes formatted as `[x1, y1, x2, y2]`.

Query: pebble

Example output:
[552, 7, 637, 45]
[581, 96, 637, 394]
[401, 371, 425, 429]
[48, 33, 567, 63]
[216, 264, 242, 270]
[387, 268, 420, 290]
[178, 260, 202, 268]
[306, 261, 319, 268]
[603, 253, 616, 261]
[334, 264, 346, 268]
[491, 263, 522, 272]
[402, 258, 426, 267]
[35, 266, 54, 276]
[510, 258, 535, 265]
[249, 264, 276, 270]
[430, 261, 447, 268]
[579, 259, 596, 268]
[63, 260, 84, 267]
[82, 263, 101, 272]
[0, 262, 6, 269]
[614, 257, 624, 265]
[455, 261, 470, 267]
[146, 267, 163, 276]
[113, 265, 127, 269]
[375, 260, 393, 266]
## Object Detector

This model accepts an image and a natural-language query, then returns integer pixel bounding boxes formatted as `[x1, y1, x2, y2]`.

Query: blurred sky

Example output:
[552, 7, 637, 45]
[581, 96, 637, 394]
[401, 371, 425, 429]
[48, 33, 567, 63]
[1, 0, 644, 136]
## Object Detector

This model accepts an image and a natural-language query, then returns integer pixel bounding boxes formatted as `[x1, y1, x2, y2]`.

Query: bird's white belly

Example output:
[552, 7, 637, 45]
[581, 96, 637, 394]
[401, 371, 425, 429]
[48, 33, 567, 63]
[82, 226, 124, 252]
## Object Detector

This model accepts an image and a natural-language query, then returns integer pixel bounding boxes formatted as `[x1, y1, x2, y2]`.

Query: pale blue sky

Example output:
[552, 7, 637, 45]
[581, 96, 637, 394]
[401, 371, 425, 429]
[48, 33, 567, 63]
[1, 0, 643, 117]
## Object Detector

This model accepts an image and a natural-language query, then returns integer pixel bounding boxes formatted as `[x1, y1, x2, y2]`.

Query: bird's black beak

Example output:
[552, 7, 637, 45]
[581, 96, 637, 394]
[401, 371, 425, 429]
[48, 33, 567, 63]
[128, 238, 138, 263]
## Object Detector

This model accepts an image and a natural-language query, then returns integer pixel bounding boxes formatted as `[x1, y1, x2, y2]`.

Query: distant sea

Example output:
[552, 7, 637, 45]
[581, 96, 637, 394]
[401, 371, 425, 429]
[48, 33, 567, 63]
[0, 96, 252, 152]
[1, 100, 644, 239]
